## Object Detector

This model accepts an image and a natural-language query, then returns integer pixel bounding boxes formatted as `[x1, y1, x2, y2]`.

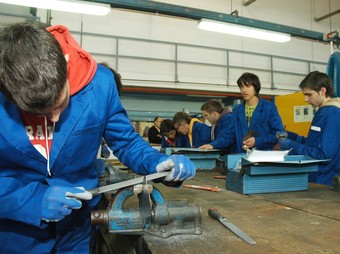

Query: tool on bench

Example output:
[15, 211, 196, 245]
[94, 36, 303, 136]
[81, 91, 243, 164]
[213, 175, 226, 179]
[208, 208, 256, 245]
[183, 184, 220, 192]
[90, 171, 202, 238]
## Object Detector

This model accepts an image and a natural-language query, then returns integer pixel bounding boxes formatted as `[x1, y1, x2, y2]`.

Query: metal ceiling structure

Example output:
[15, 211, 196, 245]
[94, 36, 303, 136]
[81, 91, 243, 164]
[315, 8, 340, 22]
[85, 0, 325, 42]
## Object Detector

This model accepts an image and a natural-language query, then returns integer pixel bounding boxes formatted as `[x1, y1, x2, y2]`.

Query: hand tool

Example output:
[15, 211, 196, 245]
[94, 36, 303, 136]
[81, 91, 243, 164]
[208, 208, 256, 245]
[183, 184, 220, 192]
[243, 129, 258, 141]
[242, 129, 258, 150]
[67, 171, 169, 200]
[213, 175, 226, 179]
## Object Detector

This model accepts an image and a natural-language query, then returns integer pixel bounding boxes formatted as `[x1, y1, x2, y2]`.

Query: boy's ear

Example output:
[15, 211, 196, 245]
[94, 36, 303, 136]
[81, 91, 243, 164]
[320, 87, 327, 97]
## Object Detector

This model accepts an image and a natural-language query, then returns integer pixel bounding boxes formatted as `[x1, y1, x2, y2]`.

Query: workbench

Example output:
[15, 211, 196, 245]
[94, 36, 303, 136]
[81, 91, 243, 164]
[96, 170, 340, 254]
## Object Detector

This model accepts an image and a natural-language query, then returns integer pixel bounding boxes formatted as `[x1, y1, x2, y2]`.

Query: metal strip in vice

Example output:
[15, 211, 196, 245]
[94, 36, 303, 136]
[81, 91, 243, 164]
[89, 172, 169, 196]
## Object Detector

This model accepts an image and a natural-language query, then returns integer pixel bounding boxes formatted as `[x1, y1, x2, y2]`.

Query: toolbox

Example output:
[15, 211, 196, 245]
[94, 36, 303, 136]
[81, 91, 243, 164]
[164, 148, 223, 170]
[226, 153, 325, 194]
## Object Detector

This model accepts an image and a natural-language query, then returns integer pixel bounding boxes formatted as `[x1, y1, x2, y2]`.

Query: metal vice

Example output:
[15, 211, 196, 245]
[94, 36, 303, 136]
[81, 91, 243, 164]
[91, 184, 202, 238]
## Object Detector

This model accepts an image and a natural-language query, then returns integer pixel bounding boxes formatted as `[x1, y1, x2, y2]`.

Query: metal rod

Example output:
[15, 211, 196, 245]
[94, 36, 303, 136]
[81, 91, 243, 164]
[116, 38, 119, 71]
[243, 0, 257, 6]
[314, 9, 340, 22]
[46, 9, 52, 25]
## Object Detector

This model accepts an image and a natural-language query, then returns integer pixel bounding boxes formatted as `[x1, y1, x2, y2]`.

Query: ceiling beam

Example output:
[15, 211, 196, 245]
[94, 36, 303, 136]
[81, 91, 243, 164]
[86, 0, 325, 42]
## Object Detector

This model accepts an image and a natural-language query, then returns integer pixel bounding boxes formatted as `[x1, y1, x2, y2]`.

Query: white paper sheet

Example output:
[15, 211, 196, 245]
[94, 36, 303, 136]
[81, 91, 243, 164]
[247, 149, 291, 163]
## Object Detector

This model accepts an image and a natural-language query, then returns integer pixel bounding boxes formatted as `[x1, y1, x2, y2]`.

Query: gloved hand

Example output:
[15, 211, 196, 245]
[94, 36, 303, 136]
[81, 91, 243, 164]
[156, 155, 196, 182]
[276, 131, 288, 141]
[41, 186, 92, 222]
[278, 138, 293, 151]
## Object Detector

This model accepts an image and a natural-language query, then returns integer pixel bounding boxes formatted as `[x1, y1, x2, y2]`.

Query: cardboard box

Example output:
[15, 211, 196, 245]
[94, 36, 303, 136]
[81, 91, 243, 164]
[226, 154, 322, 194]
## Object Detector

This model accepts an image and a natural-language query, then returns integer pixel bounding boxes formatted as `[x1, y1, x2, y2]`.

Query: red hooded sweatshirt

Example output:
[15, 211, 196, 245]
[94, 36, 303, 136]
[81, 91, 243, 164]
[21, 25, 97, 160]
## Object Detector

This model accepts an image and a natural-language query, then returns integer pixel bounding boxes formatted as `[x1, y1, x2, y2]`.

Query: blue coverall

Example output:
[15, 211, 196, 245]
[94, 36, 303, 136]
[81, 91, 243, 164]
[210, 112, 233, 150]
[232, 98, 284, 153]
[191, 120, 211, 148]
[0, 65, 167, 253]
[280, 100, 340, 186]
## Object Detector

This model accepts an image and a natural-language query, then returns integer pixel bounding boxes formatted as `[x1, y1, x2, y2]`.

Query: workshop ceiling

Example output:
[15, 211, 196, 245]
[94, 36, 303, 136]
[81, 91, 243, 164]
[84, 0, 339, 43]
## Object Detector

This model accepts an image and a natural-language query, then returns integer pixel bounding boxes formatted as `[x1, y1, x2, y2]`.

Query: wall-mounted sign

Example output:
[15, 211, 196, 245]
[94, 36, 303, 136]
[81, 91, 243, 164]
[294, 105, 315, 122]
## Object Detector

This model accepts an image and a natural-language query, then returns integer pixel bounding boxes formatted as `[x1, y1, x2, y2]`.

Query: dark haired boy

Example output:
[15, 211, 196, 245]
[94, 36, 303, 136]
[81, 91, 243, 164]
[160, 119, 190, 148]
[233, 72, 284, 152]
[279, 71, 340, 186]
[0, 22, 195, 253]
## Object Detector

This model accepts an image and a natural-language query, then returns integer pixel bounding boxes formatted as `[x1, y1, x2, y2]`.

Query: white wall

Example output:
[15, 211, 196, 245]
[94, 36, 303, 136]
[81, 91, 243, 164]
[0, 0, 339, 99]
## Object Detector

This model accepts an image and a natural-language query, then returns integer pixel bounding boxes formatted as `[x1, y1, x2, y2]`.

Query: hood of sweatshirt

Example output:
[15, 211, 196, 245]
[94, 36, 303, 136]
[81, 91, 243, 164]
[321, 98, 340, 109]
[47, 25, 97, 96]
[216, 107, 232, 124]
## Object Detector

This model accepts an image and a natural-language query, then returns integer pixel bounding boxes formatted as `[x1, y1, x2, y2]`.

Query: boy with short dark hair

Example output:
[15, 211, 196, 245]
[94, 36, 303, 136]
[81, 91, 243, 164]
[279, 71, 340, 186]
[0, 21, 195, 253]
[234, 72, 284, 152]
[160, 119, 190, 148]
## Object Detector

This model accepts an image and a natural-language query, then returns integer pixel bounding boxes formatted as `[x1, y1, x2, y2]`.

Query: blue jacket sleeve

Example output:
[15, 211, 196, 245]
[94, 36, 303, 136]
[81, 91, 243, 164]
[192, 121, 211, 148]
[161, 135, 169, 148]
[210, 114, 235, 149]
[176, 134, 191, 148]
[281, 106, 340, 160]
[287, 130, 306, 144]
[0, 176, 47, 227]
[102, 73, 167, 175]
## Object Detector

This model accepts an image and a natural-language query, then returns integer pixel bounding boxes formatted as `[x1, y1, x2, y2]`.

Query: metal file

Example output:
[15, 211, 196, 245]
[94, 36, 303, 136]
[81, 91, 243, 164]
[67, 172, 169, 200]
[89, 172, 169, 196]
[208, 208, 256, 245]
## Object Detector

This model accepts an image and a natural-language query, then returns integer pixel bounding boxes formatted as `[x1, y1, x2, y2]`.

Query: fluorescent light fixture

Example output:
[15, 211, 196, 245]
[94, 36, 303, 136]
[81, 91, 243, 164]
[0, 0, 111, 16]
[198, 19, 291, 43]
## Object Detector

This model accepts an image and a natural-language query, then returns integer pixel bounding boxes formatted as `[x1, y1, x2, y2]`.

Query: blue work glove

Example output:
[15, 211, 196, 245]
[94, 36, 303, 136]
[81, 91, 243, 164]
[278, 138, 293, 151]
[41, 186, 92, 222]
[156, 155, 196, 182]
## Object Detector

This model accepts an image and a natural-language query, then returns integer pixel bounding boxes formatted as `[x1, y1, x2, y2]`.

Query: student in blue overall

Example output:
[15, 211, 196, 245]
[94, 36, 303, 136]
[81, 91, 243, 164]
[172, 112, 210, 148]
[278, 71, 340, 186]
[233, 72, 284, 152]
[0, 22, 195, 254]
[199, 99, 233, 151]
